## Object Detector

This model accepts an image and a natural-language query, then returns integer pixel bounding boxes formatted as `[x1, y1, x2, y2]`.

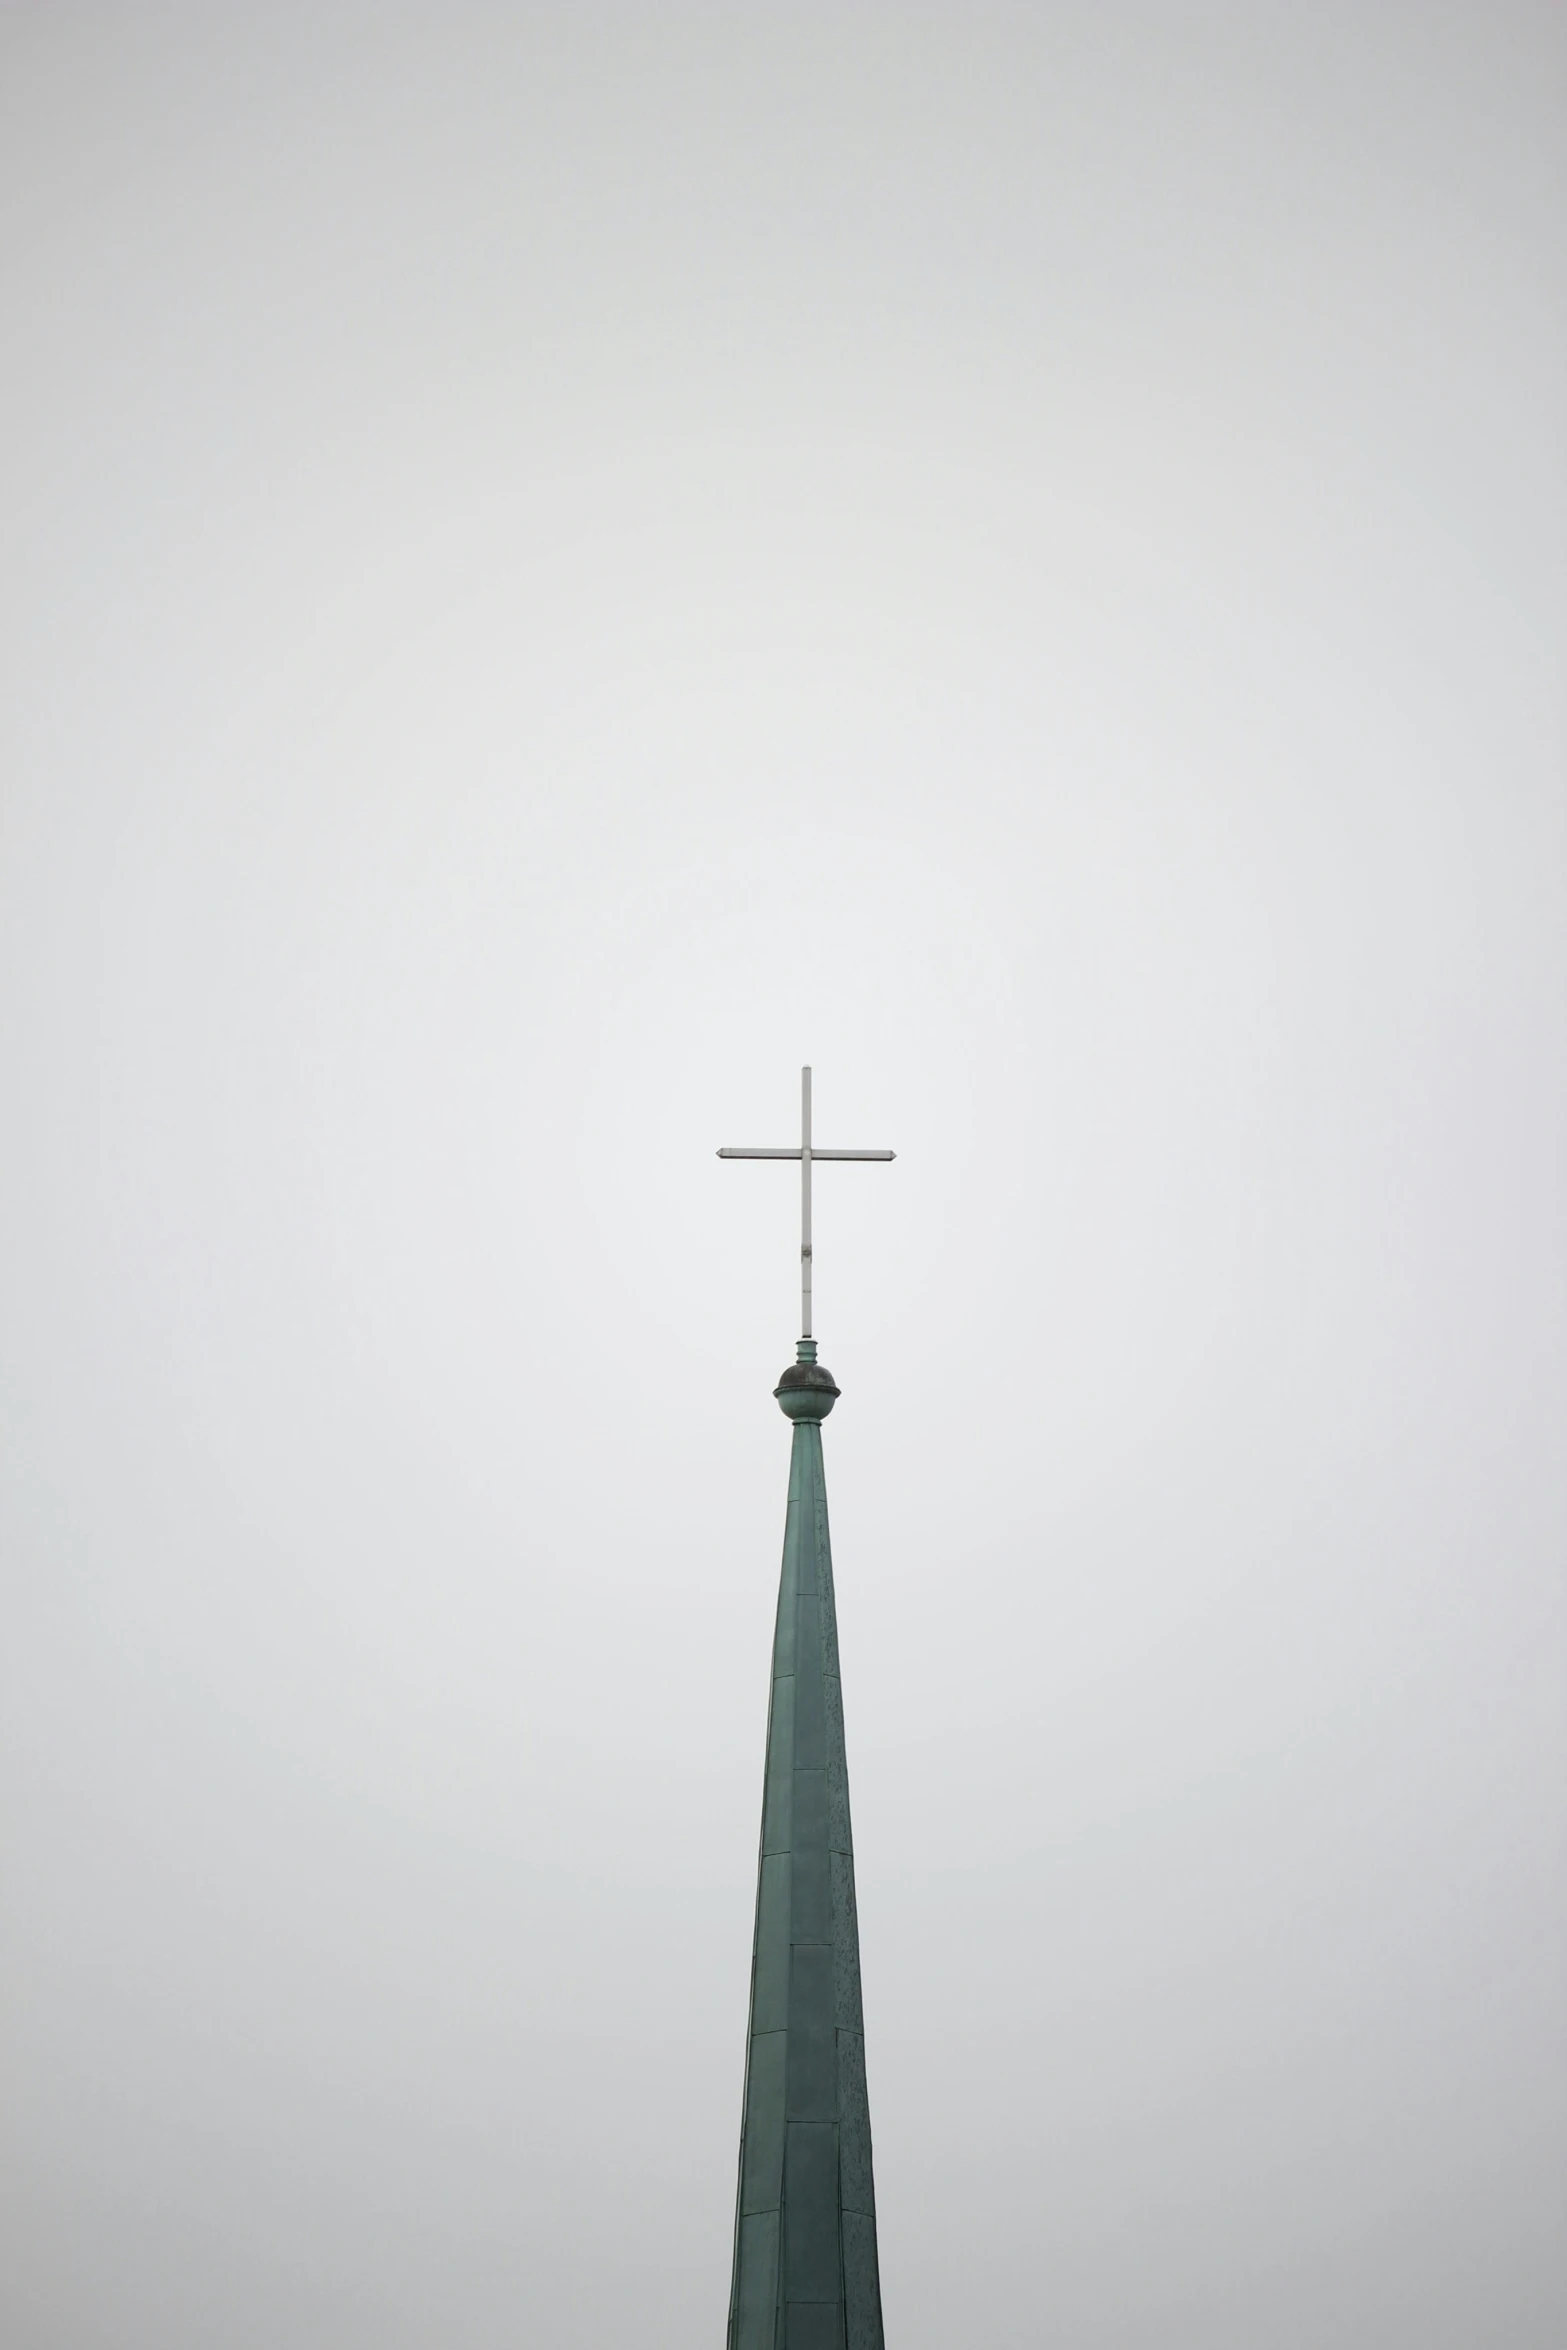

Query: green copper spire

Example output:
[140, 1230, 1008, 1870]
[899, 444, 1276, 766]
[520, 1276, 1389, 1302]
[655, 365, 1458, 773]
[717, 1072, 895, 2345]
[727, 1340, 885, 2349]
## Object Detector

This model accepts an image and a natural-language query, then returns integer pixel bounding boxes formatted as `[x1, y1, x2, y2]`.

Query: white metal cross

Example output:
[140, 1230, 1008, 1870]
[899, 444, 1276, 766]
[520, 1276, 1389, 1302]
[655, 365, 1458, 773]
[718, 1067, 895, 1340]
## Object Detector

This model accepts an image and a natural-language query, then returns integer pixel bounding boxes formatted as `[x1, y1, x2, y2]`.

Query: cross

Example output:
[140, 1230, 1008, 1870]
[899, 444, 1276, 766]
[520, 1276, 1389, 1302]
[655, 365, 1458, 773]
[718, 1067, 895, 1340]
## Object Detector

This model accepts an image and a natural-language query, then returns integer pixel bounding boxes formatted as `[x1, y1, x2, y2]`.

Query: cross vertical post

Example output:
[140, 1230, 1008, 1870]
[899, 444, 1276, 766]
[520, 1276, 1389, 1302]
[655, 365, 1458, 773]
[801, 1064, 812, 1339]
[717, 1067, 894, 1343]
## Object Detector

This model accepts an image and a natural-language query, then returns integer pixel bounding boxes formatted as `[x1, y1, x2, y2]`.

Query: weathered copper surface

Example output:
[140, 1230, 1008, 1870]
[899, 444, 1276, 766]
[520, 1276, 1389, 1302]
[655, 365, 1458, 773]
[727, 1345, 884, 2350]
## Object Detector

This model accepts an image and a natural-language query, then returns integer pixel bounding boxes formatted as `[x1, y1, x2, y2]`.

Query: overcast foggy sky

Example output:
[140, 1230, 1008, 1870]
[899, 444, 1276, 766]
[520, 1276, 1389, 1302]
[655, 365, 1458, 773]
[1, 8, 1564, 2346]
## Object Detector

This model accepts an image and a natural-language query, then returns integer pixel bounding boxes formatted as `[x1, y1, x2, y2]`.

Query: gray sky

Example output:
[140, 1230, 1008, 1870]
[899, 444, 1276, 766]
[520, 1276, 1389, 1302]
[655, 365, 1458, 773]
[2, 7, 1563, 2345]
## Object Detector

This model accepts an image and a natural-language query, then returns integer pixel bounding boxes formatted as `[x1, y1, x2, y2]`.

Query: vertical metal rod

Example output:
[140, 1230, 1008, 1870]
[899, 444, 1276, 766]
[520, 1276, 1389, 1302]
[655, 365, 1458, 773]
[800, 1064, 813, 1340]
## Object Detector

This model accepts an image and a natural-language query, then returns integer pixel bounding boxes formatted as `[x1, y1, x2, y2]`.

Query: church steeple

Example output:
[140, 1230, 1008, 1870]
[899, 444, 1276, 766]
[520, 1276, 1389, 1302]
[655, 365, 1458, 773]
[718, 1071, 895, 2348]
[726, 1340, 885, 2348]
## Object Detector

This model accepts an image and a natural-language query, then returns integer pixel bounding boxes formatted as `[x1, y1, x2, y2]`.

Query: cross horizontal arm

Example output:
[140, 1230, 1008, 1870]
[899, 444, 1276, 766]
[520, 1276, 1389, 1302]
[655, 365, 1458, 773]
[717, 1148, 895, 1160]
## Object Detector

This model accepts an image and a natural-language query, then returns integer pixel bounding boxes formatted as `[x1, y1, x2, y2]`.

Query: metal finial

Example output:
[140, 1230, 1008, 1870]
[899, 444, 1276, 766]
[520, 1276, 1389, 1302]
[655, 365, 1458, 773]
[717, 1066, 895, 1340]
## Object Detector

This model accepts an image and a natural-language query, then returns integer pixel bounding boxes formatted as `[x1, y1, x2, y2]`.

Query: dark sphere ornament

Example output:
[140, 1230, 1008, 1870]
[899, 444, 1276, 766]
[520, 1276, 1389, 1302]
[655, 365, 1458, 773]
[774, 1342, 841, 1422]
